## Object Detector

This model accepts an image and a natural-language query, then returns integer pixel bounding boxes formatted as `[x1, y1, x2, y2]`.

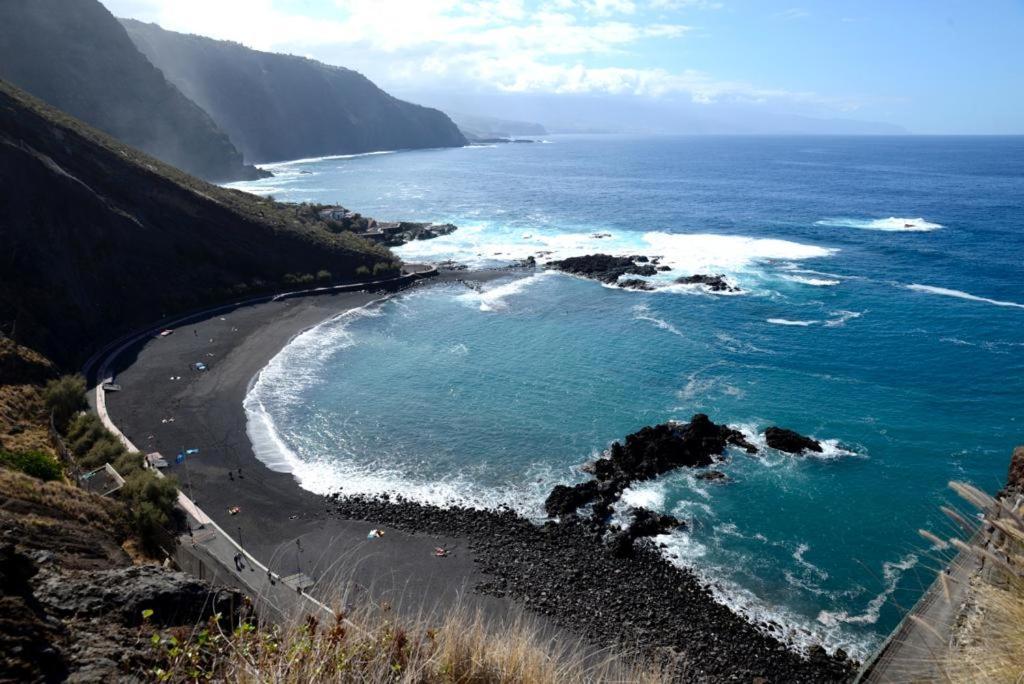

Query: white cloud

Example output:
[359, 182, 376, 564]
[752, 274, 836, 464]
[102, 0, 846, 109]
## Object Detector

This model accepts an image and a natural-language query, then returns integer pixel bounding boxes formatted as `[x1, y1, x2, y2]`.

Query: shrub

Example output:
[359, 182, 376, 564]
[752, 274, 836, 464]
[113, 451, 145, 476]
[372, 261, 398, 277]
[355, 265, 370, 277]
[81, 436, 126, 470]
[123, 470, 181, 554]
[43, 374, 87, 432]
[316, 269, 332, 283]
[70, 419, 108, 458]
[0, 449, 62, 481]
[66, 412, 102, 442]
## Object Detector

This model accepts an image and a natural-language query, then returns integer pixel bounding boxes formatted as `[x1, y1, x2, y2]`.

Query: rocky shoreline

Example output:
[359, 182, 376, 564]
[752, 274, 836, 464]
[325, 414, 853, 683]
[327, 494, 855, 682]
[102, 273, 851, 683]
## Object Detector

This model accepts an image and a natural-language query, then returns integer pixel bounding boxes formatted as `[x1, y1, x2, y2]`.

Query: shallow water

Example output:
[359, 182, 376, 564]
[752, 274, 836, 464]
[233, 135, 1024, 659]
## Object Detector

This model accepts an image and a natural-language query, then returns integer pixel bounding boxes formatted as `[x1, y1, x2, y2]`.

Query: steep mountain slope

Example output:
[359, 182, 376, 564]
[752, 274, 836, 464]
[0, 79, 392, 367]
[0, 0, 264, 181]
[121, 19, 467, 164]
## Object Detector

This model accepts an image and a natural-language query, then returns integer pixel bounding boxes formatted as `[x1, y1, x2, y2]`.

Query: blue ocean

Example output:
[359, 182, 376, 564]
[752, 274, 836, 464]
[231, 135, 1024, 659]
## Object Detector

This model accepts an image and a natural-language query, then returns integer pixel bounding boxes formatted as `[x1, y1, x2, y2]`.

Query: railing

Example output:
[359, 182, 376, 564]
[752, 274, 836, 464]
[48, 410, 79, 482]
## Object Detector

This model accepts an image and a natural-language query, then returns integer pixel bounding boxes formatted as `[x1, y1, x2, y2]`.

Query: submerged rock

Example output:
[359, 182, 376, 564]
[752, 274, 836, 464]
[675, 274, 739, 292]
[545, 254, 657, 284]
[764, 426, 823, 454]
[696, 470, 730, 482]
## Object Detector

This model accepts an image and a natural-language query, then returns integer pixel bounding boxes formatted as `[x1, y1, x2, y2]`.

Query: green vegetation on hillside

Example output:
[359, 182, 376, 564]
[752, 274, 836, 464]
[0, 79, 395, 366]
[0, 449, 62, 481]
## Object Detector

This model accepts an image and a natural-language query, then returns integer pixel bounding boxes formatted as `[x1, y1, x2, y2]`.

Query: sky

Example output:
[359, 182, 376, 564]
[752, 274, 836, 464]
[103, 0, 1024, 134]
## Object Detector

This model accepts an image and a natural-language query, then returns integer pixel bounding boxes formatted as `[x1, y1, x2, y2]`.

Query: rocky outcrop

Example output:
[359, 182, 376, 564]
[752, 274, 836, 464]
[377, 222, 457, 247]
[545, 254, 657, 285]
[1003, 445, 1024, 496]
[608, 508, 683, 559]
[696, 470, 729, 482]
[764, 427, 823, 454]
[675, 274, 739, 292]
[619, 278, 657, 291]
[38, 565, 240, 627]
[545, 414, 757, 522]
[0, 468, 245, 682]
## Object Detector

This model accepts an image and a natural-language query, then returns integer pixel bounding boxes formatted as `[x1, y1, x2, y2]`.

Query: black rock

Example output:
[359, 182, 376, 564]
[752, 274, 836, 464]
[764, 426, 823, 454]
[695, 470, 729, 482]
[629, 508, 683, 538]
[545, 254, 657, 284]
[546, 414, 757, 519]
[544, 481, 599, 517]
[675, 274, 739, 292]
[619, 278, 656, 291]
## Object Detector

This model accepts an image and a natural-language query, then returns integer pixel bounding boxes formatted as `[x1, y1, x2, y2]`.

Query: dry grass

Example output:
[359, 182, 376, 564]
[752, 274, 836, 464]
[0, 337, 54, 454]
[0, 466, 126, 530]
[149, 600, 663, 683]
[918, 481, 1024, 683]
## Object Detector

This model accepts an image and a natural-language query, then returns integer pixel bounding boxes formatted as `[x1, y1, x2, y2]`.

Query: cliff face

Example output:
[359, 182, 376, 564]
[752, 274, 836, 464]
[0, 468, 243, 681]
[0, 80, 391, 366]
[0, 0, 264, 181]
[121, 19, 468, 164]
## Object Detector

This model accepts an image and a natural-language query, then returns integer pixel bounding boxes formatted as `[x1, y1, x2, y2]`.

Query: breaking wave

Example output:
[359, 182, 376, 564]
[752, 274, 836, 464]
[906, 284, 1024, 310]
[816, 217, 942, 232]
[395, 223, 836, 293]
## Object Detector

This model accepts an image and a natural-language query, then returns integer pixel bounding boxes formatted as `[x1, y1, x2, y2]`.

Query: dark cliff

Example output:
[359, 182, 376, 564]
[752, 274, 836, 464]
[0, 80, 392, 367]
[0, 0, 264, 181]
[121, 19, 468, 164]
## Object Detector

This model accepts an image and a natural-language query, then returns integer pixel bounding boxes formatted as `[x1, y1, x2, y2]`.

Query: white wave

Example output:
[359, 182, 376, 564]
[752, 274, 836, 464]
[258, 149, 396, 170]
[818, 554, 918, 627]
[816, 216, 942, 232]
[814, 439, 860, 460]
[395, 223, 835, 294]
[715, 332, 773, 355]
[620, 481, 668, 511]
[661, 531, 878, 660]
[458, 272, 553, 312]
[793, 544, 829, 581]
[940, 336, 1024, 353]
[824, 310, 863, 327]
[767, 318, 818, 327]
[678, 366, 746, 403]
[783, 275, 840, 287]
[632, 304, 685, 338]
[906, 284, 1024, 310]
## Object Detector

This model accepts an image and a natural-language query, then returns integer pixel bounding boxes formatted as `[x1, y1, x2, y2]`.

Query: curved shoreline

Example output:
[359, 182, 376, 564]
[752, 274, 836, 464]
[101, 269, 854, 682]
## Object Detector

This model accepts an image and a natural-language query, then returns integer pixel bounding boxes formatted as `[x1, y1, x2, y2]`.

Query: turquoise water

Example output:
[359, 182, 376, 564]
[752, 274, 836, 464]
[235, 135, 1024, 659]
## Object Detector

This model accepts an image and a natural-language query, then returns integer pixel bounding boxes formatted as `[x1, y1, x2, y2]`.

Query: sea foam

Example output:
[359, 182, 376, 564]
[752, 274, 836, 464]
[816, 216, 942, 232]
[395, 223, 836, 293]
[906, 284, 1024, 310]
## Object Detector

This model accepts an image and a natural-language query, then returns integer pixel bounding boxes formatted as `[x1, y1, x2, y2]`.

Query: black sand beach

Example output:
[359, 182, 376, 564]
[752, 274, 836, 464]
[103, 270, 855, 682]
